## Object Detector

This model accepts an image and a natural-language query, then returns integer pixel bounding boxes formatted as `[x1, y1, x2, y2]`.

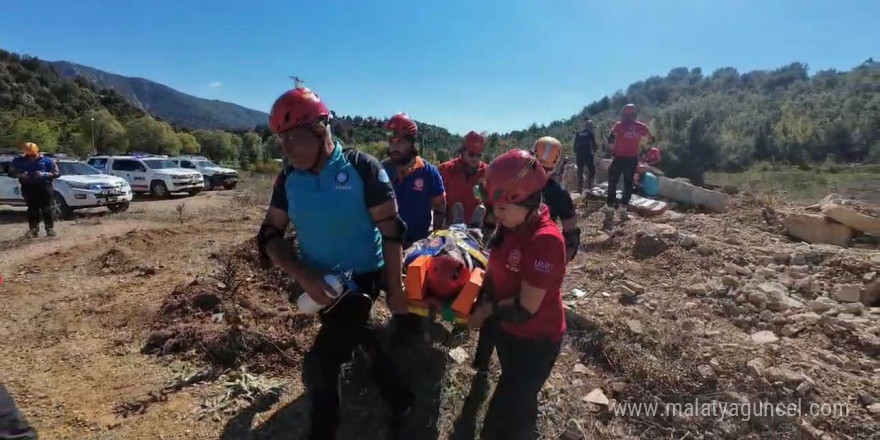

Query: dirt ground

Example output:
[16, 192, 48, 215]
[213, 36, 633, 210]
[1, 176, 878, 440]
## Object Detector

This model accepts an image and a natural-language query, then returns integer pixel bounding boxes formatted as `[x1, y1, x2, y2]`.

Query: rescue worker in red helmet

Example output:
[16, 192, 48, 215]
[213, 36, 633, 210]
[532, 136, 580, 263]
[468, 150, 567, 440]
[605, 103, 653, 228]
[259, 85, 413, 439]
[439, 131, 488, 228]
[381, 113, 447, 248]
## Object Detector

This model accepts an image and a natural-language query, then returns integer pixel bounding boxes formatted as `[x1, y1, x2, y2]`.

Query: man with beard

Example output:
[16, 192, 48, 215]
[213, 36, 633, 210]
[382, 113, 447, 248]
[439, 131, 488, 228]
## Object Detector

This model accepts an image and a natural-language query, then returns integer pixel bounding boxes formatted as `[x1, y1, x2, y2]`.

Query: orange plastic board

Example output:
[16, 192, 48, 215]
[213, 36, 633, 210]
[452, 268, 485, 316]
[406, 255, 430, 301]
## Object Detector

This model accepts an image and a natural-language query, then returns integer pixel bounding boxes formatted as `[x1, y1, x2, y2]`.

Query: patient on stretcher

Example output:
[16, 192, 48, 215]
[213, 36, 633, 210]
[404, 203, 488, 323]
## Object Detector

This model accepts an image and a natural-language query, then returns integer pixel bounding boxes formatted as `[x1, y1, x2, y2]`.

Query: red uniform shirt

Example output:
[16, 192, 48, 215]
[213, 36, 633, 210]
[488, 206, 567, 342]
[438, 157, 487, 225]
[611, 120, 652, 158]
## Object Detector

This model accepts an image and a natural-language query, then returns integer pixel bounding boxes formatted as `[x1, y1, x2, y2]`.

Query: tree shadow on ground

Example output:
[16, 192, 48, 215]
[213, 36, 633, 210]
[219, 325, 449, 440]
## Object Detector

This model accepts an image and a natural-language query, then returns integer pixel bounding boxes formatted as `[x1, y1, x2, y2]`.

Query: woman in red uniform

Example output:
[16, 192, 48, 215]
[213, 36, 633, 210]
[469, 149, 567, 440]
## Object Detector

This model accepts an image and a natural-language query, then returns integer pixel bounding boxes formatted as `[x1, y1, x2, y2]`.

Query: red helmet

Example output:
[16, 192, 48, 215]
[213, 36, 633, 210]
[484, 149, 548, 205]
[425, 256, 470, 299]
[644, 147, 661, 165]
[463, 131, 485, 155]
[622, 103, 637, 117]
[268, 87, 330, 134]
[385, 113, 418, 139]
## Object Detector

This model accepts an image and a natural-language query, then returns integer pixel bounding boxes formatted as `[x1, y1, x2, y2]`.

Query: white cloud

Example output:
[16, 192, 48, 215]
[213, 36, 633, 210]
[208, 81, 223, 88]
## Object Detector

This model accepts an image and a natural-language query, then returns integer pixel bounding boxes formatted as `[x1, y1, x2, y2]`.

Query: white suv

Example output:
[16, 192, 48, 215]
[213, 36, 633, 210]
[0, 155, 133, 219]
[87, 155, 204, 198]
[169, 156, 238, 191]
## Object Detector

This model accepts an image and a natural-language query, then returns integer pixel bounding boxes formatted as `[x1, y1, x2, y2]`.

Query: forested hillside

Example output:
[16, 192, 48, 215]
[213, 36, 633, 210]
[50, 60, 270, 131]
[3, 46, 877, 180]
[492, 60, 879, 183]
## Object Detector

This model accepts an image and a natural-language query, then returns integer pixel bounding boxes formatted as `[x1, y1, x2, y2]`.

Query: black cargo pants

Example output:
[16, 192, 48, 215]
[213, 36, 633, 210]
[20, 183, 54, 231]
[303, 270, 414, 440]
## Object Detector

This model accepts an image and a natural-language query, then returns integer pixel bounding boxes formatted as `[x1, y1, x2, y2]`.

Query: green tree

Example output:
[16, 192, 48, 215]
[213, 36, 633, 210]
[126, 116, 181, 156]
[75, 109, 128, 156]
[193, 129, 232, 160]
[240, 131, 263, 166]
[1, 117, 61, 151]
[229, 133, 242, 164]
[177, 132, 201, 155]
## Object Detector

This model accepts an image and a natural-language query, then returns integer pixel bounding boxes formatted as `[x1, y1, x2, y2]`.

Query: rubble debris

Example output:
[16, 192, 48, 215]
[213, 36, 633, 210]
[781, 212, 855, 247]
[657, 176, 730, 213]
[821, 203, 880, 235]
[632, 229, 669, 259]
[583, 388, 610, 406]
[750, 331, 779, 344]
[835, 284, 863, 303]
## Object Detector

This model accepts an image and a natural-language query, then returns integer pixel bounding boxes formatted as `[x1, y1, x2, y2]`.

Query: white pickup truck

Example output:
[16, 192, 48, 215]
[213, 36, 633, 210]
[0, 155, 133, 219]
[87, 155, 204, 198]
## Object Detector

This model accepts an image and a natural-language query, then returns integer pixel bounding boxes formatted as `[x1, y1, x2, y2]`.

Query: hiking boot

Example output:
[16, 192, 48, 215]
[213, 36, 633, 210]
[45, 229, 57, 237]
[451, 202, 465, 225]
[24, 229, 39, 239]
[0, 427, 38, 440]
[469, 204, 486, 228]
[601, 206, 615, 231]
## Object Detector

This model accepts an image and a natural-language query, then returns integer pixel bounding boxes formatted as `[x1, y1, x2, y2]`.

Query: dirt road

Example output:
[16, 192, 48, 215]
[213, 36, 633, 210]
[1, 180, 877, 440]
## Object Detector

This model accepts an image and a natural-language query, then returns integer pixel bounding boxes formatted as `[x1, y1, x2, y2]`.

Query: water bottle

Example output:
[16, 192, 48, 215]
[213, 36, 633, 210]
[296, 274, 346, 314]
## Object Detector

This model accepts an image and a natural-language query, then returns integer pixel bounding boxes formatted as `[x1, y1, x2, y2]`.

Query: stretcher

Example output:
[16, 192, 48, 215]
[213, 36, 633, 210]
[404, 224, 488, 324]
[585, 182, 668, 217]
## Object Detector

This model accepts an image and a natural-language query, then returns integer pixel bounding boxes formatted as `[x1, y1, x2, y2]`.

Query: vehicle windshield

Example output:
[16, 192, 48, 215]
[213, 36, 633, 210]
[195, 160, 219, 168]
[58, 162, 102, 176]
[143, 159, 178, 170]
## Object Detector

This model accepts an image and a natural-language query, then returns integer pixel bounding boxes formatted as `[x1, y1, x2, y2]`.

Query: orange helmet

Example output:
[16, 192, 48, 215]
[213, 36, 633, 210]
[533, 136, 562, 171]
[22, 142, 39, 156]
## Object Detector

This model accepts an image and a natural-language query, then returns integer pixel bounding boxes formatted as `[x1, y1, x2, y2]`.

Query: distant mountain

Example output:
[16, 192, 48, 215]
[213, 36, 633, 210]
[48, 60, 268, 130]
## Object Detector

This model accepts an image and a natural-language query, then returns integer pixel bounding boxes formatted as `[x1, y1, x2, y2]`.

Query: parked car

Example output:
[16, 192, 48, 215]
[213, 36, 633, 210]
[0, 156, 133, 219]
[87, 155, 204, 198]
[168, 156, 238, 191]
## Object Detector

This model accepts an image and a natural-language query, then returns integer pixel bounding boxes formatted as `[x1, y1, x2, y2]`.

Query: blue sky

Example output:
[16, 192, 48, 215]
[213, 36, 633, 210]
[1, 0, 877, 134]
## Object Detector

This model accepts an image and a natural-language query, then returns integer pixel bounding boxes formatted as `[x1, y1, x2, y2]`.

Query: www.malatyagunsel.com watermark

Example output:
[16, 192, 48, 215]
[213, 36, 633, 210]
[612, 399, 851, 421]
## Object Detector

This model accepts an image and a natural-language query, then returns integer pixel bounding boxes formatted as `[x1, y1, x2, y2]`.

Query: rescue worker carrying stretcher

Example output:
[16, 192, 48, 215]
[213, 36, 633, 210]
[381, 112, 447, 248]
[468, 149, 567, 440]
[439, 131, 488, 228]
[532, 136, 581, 263]
[258, 85, 413, 439]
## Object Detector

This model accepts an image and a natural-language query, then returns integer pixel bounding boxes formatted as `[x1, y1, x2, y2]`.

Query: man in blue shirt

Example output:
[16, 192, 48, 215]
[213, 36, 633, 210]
[257, 85, 413, 439]
[381, 113, 446, 248]
[9, 142, 60, 237]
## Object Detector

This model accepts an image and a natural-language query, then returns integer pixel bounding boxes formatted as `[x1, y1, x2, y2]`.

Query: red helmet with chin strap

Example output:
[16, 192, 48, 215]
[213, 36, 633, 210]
[385, 113, 418, 139]
[463, 131, 485, 155]
[483, 149, 548, 205]
[268, 86, 330, 134]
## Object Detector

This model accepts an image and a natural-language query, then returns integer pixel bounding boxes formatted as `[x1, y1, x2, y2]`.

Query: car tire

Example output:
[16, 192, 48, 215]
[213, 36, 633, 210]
[108, 202, 130, 214]
[204, 178, 215, 191]
[51, 192, 74, 220]
[223, 183, 237, 190]
[151, 181, 170, 199]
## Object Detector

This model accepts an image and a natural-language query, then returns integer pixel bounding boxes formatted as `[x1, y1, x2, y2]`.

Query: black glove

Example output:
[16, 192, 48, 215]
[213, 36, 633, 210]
[391, 313, 423, 345]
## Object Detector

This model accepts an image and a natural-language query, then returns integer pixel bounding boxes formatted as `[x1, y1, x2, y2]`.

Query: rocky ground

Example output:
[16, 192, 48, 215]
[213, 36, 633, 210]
[0, 176, 877, 439]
